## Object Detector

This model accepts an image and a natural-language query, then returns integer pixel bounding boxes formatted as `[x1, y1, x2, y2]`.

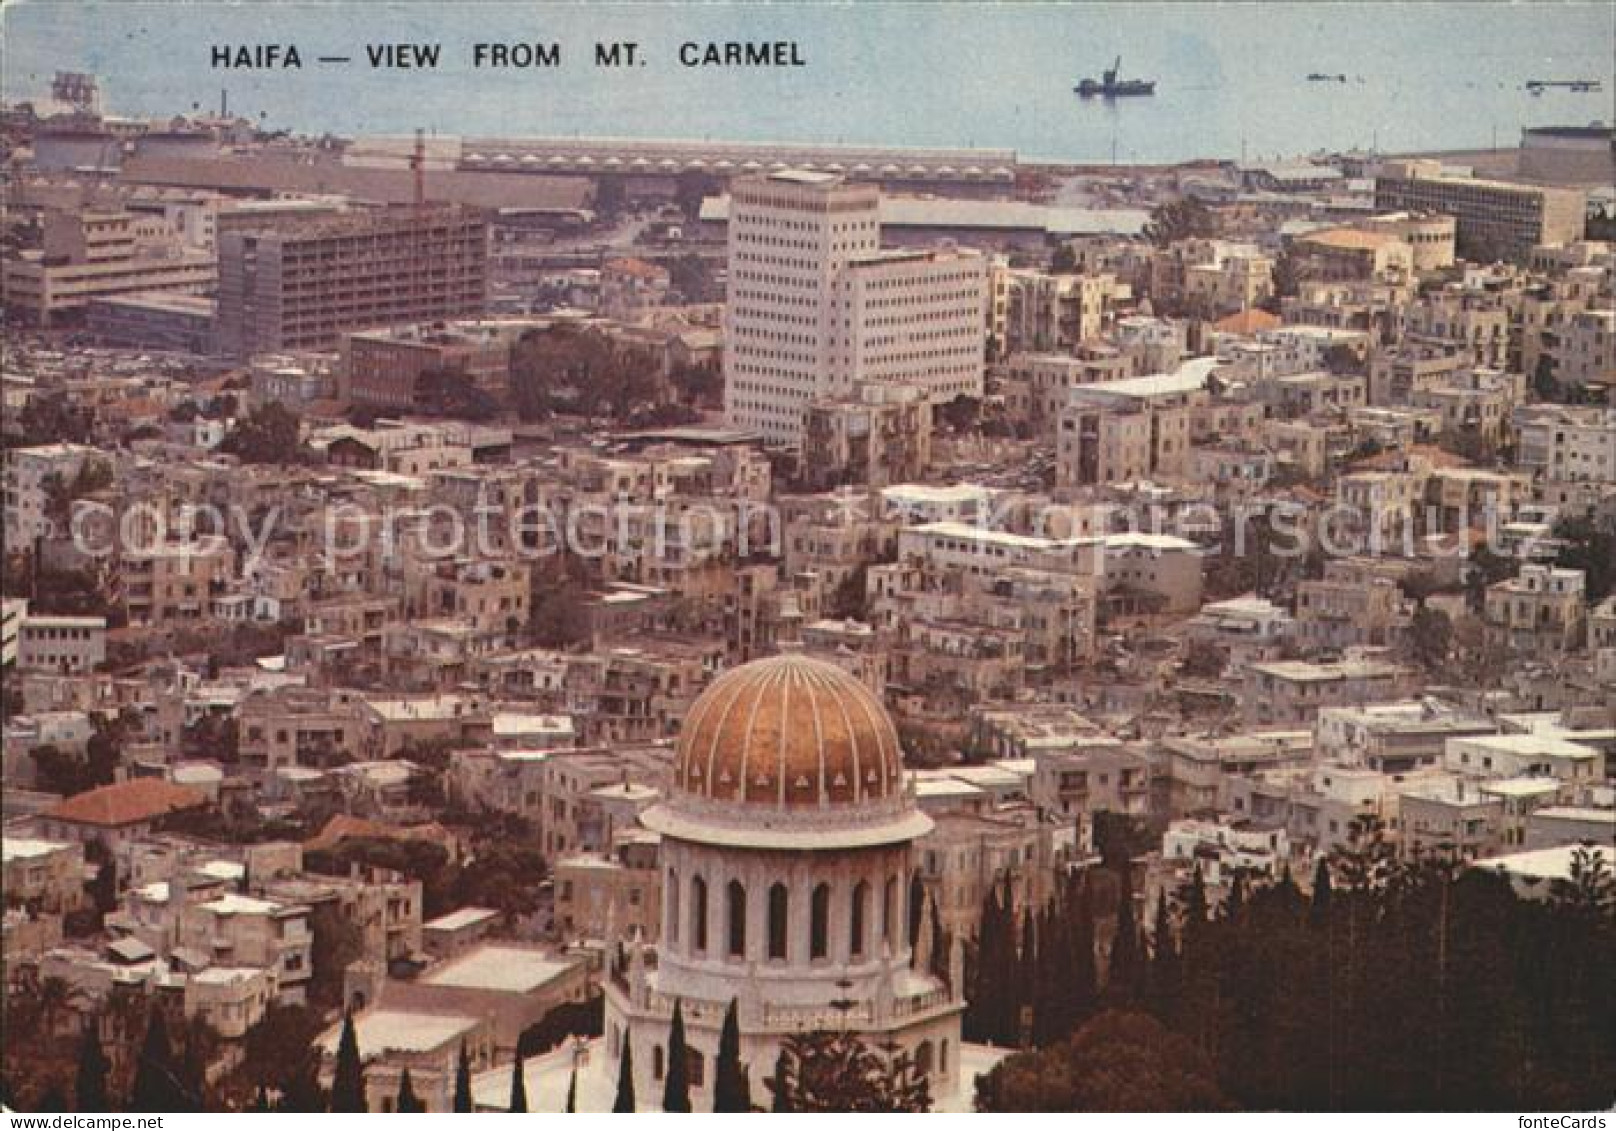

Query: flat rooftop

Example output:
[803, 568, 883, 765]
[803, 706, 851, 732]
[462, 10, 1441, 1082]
[768, 168, 841, 186]
[321, 1009, 478, 1057]
[424, 907, 499, 933]
[419, 944, 576, 994]
[1, 837, 73, 863]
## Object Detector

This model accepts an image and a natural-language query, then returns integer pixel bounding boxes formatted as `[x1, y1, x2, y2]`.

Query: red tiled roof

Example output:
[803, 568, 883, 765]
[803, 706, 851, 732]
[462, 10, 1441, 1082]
[43, 779, 207, 828]
[1211, 308, 1281, 336]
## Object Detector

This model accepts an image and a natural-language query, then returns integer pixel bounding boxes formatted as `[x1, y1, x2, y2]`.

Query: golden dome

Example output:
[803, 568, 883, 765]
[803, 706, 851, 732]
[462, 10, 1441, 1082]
[673, 654, 904, 811]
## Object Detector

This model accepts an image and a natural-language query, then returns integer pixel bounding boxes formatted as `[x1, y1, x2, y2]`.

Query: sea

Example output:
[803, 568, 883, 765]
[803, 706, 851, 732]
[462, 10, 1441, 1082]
[2, 1, 1613, 165]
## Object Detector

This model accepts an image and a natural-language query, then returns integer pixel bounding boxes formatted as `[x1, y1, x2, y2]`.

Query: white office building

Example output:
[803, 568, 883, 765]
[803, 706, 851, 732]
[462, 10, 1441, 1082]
[724, 170, 986, 444]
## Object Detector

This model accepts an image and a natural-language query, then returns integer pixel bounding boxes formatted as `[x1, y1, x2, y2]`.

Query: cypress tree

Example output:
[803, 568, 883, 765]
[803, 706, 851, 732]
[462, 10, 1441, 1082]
[1107, 870, 1144, 1007]
[129, 1009, 184, 1112]
[396, 1068, 424, 1113]
[330, 1010, 367, 1113]
[663, 999, 692, 1111]
[965, 881, 1003, 1043]
[74, 1020, 111, 1113]
[994, 877, 1020, 1044]
[453, 1041, 473, 1113]
[1223, 871, 1250, 924]
[1146, 889, 1181, 1022]
[36, 1084, 68, 1112]
[1014, 908, 1038, 1048]
[1033, 900, 1078, 1046]
[281, 1053, 328, 1111]
[564, 1066, 578, 1112]
[1309, 856, 1334, 929]
[907, 871, 925, 957]
[1071, 874, 1099, 1026]
[508, 1049, 528, 1113]
[928, 895, 949, 983]
[768, 1048, 792, 1112]
[179, 1023, 207, 1113]
[713, 998, 749, 1112]
[613, 1038, 636, 1113]
[281, 1053, 328, 1113]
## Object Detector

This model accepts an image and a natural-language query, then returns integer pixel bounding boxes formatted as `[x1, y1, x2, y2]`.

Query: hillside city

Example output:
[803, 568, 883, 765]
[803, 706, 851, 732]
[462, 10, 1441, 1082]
[1, 71, 1614, 1113]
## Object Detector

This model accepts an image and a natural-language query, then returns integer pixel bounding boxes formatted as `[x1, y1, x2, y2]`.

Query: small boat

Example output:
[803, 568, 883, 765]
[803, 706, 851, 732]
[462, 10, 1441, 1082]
[1307, 72, 1348, 83]
[1075, 56, 1156, 98]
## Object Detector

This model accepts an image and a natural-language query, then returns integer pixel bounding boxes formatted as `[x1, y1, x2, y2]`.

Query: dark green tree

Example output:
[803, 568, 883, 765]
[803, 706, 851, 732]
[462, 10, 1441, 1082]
[564, 1065, 578, 1112]
[453, 1041, 473, 1113]
[221, 403, 306, 465]
[975, 1010, 1231, 1112]
[1107, 871, 1145, 1008]
[73, 1021, 111, 1113]
[1143, 197, 1217, 248]
[1309, 857, 1333, 929]
[1145, 891, 1181, 1022]
[613, 1038, 636, 1113]
[508, 1049, 528, 1113]
[129, 1010, 194, 1112]
[1554, 514, 1616, 601]
[396, 1068, 425, 1113]
[662, 998, 692, 1111]
[772, 1031, 930, 1112]
[713, 998, 750, 1112]
[1013, 909, 1038, 1047]
[767, 1048, 792, 1112]
[329, 1010, 367, 1112]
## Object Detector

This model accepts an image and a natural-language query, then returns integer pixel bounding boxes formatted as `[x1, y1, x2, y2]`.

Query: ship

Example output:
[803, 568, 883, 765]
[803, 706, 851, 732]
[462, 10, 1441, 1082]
[1526, 78, 1603, 94]
[1307, 72, 1348, 83]
[1075, 56, 1156, 98]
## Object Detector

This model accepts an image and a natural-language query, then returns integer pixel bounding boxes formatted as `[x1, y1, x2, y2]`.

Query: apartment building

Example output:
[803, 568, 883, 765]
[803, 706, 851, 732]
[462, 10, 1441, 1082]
[16, 614, 106, 674]
[2, 209, 216, 327]
[1515, 405, 1616, 482]
[1003, 350, 1137, 434]
[1485, 564, 1587, 656]
[1556, 307, 1616, 387]
[1368, 343, 1468, 405]
[1055, 360, 1214, 487]
[722, 170, 986, 443]
[2, 837, 85, 913]
[216, 205, 489, 357]
[801, 380, 933, 490]
[553, 833, 661, 943]
[1243, 658, 1416, 726]
[1373, 161, 1586, 261]
[1405, 290, 1513, 369]
[342, 319, 520, 413]
[992, 265, 1121, 354]
[118, 535, 237, 627]
[3, 442, 100, 545]
[1294, 561, 1408, 652]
